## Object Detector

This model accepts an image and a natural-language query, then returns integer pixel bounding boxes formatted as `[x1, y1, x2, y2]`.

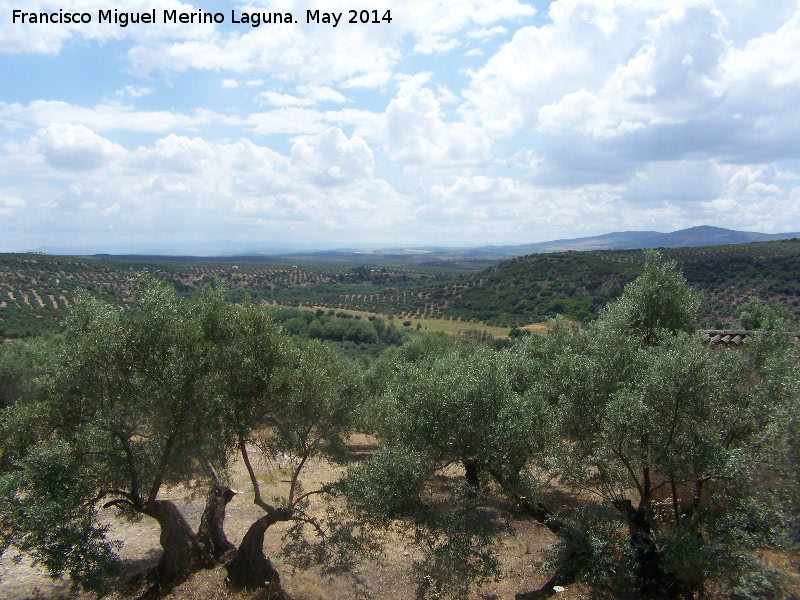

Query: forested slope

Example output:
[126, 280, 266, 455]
[1, 238, 798, 338]
[413, 239, 800, 327]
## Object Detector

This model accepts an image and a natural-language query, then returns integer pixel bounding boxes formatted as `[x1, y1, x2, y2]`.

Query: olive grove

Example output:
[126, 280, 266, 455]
[1, 252, 798, 600]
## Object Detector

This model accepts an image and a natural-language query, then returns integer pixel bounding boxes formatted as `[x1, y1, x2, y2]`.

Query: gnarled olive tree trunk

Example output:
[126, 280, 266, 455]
[198, 485, 237, 562]
[141, 499, 214, 590]
[225, 507, 293, 594]
[612, 498, 666, 595]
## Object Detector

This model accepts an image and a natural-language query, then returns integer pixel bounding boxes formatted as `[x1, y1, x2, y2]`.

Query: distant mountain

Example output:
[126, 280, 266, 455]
[35, 226, 799, 262]
[266, 226, 800, 263]
[311, 226, 800, 259]
[466, 226, 800, 257]
[611, 225, 799, 249]
[33, 240, 356, 256]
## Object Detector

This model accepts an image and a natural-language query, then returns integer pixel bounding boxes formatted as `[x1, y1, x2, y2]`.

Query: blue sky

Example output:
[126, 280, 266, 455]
[1, 0, 800, 253]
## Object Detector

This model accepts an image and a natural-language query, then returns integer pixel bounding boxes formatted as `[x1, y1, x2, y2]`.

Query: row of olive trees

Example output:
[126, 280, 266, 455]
[0, 274, 372, 597]
[343, 250, 800, 599]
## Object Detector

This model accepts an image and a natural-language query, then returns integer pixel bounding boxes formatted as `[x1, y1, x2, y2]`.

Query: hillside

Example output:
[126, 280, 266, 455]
[490, 225, 800, 254]
[442, 239, 800, 327]
[326, 239, 800, 327]
[0, 254, 464, 338]
[1, 239, 798, 338]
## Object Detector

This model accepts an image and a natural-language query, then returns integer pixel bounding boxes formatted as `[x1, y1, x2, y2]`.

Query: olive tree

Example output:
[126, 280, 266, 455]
[189, 288, 375, 595]
[0, 276, 370, 597]
[544, 250, 795, 598]
[1, 275, 221, 593]
[218, 335, 373, 594]
[346, 333, 554, 599]
[737, 296, 796, 332]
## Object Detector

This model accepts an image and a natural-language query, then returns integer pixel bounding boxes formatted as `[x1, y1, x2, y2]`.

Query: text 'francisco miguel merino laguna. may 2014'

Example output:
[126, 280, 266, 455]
[11, 8, 393, 28]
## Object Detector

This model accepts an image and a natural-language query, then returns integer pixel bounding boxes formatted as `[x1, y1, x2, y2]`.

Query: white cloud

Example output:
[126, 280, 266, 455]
[745, 182, 781, 196]
[0, 100, 218, 133]
[259, 92, 315, 107]
[467, 26, 507, 39]
[461, 0, 649, 137]
[296, 85, 347, 104]
[102, 202, 120, 216]
[401, 0, 535, 54]
[3, 0, 800, 250]
[0, 127, 406, 247]
[32, 123, 124, 169]
[126, 15, 400, 87]
[0, 0, 218, 54]
[0, 193, 25, 216]
[1, 0, 537, 92]
[113, 86, 152, 99]
[452, 0, 800, 192]
[245, 108, 328, 135]
[536, 6, 730, 139]
[258, 85, 348, 108]
[384, 74, 490, 168]
[290, 127, 374, 186]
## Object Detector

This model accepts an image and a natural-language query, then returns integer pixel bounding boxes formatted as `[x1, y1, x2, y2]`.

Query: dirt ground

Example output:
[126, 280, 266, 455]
[0, 436, 585, 600]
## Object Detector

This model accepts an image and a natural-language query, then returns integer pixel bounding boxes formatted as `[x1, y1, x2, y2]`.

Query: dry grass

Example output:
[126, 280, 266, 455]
[304, 306, 523, 339]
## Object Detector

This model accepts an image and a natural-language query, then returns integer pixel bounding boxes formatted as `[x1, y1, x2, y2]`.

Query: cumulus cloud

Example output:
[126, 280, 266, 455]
[401, 0, 534, 53]
[259, 92, 314, 107]
[1, 0, 535, 91]
[0, 0, 216, 54]
[0, 193, 25, 216]
[461, 0, 648, 136]
[536, 6, 730, 139]
[258, 85, 348, 108]
[126, 13, 400, 87]
[385, 74, 490, 168]
[112, 86, 152, 100]
[454, 0, 800, 194]
[2, 127, 407, 247]
[296, 85, 348, 104]
[291, 127, 374, 186]
[467, 26, 507, 39]
[32, 123, 124, 169]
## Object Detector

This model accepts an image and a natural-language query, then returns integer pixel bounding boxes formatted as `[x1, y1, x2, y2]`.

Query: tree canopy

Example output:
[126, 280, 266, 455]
[0, 275, 371, 596]
[344, 251, 800, 600]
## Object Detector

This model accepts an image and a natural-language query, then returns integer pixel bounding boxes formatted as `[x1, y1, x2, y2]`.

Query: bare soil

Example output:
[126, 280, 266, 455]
[0, 436, 583, 600]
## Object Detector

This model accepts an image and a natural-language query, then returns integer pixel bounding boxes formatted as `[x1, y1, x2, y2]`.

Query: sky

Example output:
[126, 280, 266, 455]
[1, 0, 800, 253]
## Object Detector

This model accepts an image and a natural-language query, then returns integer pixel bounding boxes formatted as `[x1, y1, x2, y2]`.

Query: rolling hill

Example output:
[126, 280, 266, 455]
[2, 236, 799, 339]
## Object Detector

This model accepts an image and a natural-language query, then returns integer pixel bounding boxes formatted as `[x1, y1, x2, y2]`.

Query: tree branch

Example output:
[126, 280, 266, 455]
[239, 435, 277, 513]
[291, 514, 328, 541]
[613, 442, 643, 500]
[103, 498, 137, 510]
[146, 426, 178, 509]
[293, 484, 334, 506]
[114, 428, 142, 507]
